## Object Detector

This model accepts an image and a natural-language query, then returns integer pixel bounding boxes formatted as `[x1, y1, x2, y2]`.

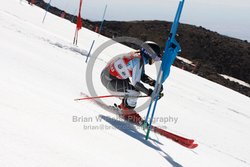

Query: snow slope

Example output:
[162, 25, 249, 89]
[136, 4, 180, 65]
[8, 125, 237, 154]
[219, 74, 250, 88]
[0, 1, 250, 167]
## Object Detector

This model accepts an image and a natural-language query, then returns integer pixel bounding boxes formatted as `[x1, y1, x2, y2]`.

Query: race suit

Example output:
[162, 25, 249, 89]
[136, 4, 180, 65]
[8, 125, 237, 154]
[101, 51, 153, 108]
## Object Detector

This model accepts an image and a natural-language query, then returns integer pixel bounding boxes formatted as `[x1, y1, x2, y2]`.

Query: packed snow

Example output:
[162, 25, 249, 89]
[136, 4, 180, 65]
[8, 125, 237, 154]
[0, 1, 250, 167]
[219, 74, 250, 88]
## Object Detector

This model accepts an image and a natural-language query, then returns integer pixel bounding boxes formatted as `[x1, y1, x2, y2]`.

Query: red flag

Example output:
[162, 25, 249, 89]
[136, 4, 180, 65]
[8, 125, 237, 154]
[76, 0, 83, 30]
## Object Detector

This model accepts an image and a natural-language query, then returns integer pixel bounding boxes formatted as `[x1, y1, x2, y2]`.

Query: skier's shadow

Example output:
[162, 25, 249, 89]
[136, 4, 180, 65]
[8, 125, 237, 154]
[100, 115, 183, 167]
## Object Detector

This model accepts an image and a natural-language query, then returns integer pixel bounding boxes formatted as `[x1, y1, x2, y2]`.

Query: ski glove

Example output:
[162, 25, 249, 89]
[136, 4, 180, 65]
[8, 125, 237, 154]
[160, 84, 164, 93]
[135, 82, 150, 95]
[141, 74, 155, 86]
[148, 80, 156, 86]
[141, 74, 163, 92]
[147, 89, 153, 96]
[148, 80, 164, 93]
[158, 92, 164, 99]
[147, 89, 164, 100]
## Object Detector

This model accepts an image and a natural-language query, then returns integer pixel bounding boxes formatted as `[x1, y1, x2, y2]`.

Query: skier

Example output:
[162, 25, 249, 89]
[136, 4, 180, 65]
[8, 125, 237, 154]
[100, 41, 164, 123]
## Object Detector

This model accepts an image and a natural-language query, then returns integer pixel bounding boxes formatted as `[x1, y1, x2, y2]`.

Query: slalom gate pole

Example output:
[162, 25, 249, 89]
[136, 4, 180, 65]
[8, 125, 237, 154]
[145, 71, 163, 140]
[85, 40, 95, 63]
[98, 4, 108, 34]
[42, 0, 52, 23]
[143, 97, 153, 129]
[144, 0, 185, 140]
[145, 95, 160, 139]
[143, 69, 163, 130]
[73, 28, 78, 45]
[85, 4, 107, 63]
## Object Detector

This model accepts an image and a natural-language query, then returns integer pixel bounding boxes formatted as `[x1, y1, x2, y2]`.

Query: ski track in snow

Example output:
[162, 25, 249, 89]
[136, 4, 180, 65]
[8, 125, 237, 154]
[0, 9, 89, 58]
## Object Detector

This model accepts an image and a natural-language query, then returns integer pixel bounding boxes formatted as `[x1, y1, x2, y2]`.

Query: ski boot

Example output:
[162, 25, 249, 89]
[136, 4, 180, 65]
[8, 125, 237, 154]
[115, 99, 144, 125]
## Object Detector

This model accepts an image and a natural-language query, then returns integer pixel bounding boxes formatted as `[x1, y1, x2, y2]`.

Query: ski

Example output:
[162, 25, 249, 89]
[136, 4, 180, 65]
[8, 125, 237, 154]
[78, 92, 198, 149]
[150, 126, 198, 149]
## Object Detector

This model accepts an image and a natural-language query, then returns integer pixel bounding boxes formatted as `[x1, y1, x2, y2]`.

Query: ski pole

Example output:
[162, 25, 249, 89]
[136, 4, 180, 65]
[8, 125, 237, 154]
[74, 94, 148, 101]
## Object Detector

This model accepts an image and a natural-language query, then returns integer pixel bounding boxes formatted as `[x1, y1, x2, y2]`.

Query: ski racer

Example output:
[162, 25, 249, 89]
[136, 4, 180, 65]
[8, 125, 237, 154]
[100, 41, 164, 123]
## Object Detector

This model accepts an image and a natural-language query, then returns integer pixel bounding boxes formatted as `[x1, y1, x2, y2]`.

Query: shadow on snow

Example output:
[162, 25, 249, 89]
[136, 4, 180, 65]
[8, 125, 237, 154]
[100, 115, 183, 167]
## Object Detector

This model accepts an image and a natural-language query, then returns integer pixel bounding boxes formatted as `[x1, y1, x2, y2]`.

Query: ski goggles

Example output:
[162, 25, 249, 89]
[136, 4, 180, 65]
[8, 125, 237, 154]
[141, 48, 161, 61]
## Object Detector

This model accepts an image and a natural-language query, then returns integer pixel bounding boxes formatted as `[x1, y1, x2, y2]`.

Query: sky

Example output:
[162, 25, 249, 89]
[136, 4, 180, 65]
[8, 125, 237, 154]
[44, 0, 250, 41]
